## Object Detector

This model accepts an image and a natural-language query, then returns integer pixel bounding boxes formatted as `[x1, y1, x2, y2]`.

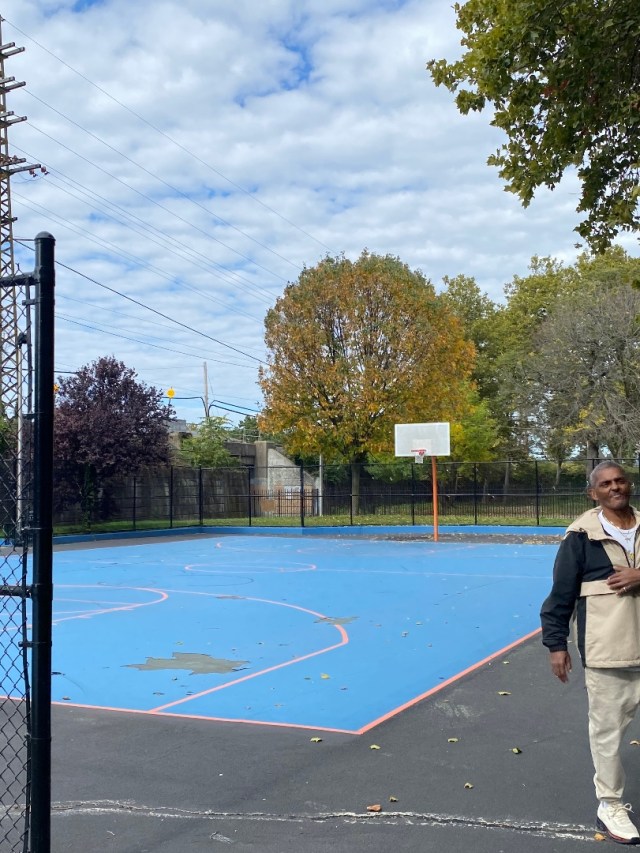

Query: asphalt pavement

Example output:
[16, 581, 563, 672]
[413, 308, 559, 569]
[50, 634, 625, 853]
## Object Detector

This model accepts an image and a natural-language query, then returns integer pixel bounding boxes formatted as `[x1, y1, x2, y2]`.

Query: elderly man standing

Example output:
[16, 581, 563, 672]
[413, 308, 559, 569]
[541, 461, 640, 845]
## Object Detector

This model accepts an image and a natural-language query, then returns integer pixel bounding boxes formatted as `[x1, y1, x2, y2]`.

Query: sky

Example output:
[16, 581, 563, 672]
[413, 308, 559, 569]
[3, 0, 638, 426]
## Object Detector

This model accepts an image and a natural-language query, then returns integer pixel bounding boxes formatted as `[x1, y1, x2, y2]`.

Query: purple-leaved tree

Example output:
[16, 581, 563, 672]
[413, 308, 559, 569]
[54, 356, 173, 525]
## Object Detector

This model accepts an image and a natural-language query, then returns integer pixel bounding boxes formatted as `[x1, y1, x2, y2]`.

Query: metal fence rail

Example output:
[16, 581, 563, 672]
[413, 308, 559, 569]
[51, 457, 640, 534]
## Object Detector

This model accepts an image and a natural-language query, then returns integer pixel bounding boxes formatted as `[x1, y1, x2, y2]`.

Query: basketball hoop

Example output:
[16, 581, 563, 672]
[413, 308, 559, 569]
[395, 424, 450, 543]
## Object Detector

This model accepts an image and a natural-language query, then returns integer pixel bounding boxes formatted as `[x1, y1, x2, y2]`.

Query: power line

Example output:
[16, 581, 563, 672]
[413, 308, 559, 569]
[53, 363, 259, 414]
[25, 120, 288, 289]
[4, 15, 335, 256]
[16, 158, 273, 299]
[57, 315, 257, 369]
[58, 294, 239, 344]
[14, 190, 268, 321]
[27, 158, 275, 304]
[16, 239, 265, 363]
[24, 89, 303, 272]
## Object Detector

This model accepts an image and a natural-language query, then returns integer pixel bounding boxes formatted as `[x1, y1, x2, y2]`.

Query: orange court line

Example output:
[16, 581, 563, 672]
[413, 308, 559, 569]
[43, 628, 542, 734]
[49, 699, 356, 734]
[356, 627, 543, 734]
[150, 595, 349, 713]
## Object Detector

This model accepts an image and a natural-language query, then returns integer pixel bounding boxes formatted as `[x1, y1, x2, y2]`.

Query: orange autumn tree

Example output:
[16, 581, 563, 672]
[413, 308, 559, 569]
[258, 251, 475, 513]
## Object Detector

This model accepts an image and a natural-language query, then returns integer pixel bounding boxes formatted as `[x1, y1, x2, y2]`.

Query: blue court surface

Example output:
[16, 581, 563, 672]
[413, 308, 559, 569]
[47, 532, 557, 734]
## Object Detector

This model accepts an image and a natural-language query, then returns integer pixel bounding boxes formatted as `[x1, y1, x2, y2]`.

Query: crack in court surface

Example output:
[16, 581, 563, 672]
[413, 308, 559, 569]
[49, 799, 594, 842]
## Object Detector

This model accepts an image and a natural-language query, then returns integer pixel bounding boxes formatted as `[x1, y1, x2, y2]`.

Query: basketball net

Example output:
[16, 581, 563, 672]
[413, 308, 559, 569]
[411, 448, 426, 464]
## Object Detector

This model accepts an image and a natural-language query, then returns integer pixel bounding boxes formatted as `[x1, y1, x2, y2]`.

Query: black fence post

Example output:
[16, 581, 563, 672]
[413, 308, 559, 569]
[132, 476, 137, 531]
[535, 460, 540, 526]
[350, 469, 354, 526]
[473, 463, 478, 526]
[247, 467, 252, 526]
[299, 461, 305, 527]
[31, 232, 55, 853]
[199, 467, 204, 526]
[169, 466, 174, 528]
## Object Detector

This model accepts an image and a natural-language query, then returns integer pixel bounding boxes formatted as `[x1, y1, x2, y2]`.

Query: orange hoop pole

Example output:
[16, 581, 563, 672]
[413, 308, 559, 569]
[431, 455, 439, 542]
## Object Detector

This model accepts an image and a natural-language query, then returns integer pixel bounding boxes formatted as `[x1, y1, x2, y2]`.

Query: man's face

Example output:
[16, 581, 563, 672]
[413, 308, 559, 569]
[588, 467, 632, 511]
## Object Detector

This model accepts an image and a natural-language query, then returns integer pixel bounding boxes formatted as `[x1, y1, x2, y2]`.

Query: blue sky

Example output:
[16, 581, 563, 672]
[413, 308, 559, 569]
[4, 0, 638, 425]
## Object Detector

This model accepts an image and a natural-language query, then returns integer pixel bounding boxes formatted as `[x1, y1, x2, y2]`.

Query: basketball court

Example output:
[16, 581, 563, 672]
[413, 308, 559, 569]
[42, 526, 634, 852]
[50, 529, 555, 732]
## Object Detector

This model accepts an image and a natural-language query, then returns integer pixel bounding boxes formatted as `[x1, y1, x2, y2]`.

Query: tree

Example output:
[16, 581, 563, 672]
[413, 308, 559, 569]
[428, 0, 640, 251]
[180, 416, 238, 467]
[491, 256, 583, 459]
[226, 414, 286, 445]
[227, 415, 261, 443]
[450, 391, 499, 464]
[258, 251, 475, 512]
[507, 280, 640, 463]
[440, 274, 502, 399]
[496, 248, 640, 462]
[55, 356, 173, 521]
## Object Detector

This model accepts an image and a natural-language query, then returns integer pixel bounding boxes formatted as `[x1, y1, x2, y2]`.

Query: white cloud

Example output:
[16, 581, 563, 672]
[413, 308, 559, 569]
[1, 0, 636, 424]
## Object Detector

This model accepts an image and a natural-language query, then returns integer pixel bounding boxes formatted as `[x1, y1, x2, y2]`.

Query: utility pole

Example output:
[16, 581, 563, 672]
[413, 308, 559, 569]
[0, 16, 41, 414]
[203, 360, 209, 417]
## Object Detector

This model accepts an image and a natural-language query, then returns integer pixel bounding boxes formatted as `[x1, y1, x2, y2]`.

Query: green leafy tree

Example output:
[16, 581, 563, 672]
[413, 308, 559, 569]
[440, 274, 502, 399]
[54, 356, 173, 525]
[492, 256, 583, 459]
[497, 248, 640, 462]
[181, 416, 238, 468]
[226, 414, 287, 445]
[227, 415, 261, 443]
[450, 391, 499, 463]
[509, 279, 640, 463]
[428, 0, 640, 251]
[258, 250, 476, 512]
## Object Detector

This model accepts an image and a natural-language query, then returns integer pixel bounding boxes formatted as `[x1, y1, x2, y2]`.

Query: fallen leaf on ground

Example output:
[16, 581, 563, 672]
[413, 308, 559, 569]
[464, 782, 474, 789]
[594, 832, 606, 841]
[370, 744, 381, 750]
[320, 673, 330, 679]
[310, 737, 322, 743]
[447, 738, 459, 743]
[511, 747, 522, 754]
[630, 740, 640, 746]
[389, 796, 398, 803]
[498, 691, 511, 696]
[367, 804, 382, 812]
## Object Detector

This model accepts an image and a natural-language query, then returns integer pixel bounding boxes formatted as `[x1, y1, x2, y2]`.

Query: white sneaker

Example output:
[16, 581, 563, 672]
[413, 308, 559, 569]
[597, 801, 640, 844]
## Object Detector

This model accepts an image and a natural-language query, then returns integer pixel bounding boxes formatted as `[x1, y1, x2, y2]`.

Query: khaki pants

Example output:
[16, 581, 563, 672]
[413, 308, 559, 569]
[585, 667, 640, 801]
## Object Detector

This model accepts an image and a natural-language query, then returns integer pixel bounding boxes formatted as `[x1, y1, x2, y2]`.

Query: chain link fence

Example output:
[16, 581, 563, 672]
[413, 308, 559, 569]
[0, 284, 34, 851]
[0, 235, 55, 853]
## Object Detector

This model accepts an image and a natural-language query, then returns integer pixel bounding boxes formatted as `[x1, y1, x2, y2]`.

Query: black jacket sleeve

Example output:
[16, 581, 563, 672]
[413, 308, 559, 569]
[540, 533, 584, 652]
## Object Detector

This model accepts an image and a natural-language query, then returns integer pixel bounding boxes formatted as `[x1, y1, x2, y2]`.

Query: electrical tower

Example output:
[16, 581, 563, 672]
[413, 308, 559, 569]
[0, 20, 54, 853]
[0, 16, 40, 415]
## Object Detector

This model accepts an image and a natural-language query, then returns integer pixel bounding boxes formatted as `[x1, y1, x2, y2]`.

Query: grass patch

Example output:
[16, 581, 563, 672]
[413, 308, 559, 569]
[53, 511, 570, 537]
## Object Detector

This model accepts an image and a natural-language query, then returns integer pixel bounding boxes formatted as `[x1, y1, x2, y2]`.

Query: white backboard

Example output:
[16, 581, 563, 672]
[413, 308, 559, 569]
[394, 422, 450, 457]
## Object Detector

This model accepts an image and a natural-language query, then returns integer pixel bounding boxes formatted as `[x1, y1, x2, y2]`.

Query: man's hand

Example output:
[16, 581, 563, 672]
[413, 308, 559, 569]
[607, 565, 640, 595]
[549, 650, 572, 683]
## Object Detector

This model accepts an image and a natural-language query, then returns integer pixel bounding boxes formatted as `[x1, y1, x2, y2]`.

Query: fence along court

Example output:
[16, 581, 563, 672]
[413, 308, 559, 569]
[0, 235, 55, 853]
[50, 457, 640, 534]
